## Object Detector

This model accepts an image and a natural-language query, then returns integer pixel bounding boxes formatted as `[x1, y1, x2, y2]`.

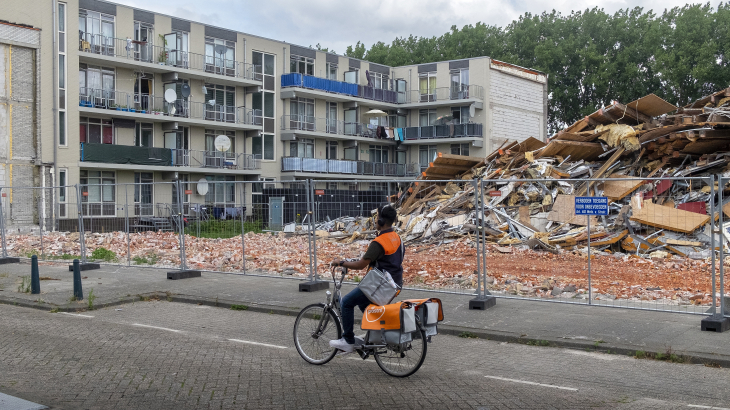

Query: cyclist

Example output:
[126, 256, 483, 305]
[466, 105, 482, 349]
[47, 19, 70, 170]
[329, 204, 404, 354]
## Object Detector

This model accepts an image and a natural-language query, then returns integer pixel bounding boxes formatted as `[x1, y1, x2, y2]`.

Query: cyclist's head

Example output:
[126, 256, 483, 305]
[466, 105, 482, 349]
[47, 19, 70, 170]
[377, 204, 397, 229]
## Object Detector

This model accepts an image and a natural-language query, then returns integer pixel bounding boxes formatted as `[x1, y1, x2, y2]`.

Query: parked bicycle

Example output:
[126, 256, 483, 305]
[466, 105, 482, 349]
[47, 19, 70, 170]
[293, 265, 442, 377]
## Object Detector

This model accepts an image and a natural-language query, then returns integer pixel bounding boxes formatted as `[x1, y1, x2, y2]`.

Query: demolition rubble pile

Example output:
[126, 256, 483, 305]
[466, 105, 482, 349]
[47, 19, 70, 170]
[312, 88, 730, 305]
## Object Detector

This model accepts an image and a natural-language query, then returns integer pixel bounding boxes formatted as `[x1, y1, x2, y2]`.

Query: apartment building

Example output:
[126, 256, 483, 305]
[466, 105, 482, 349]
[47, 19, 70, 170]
[1, 0, 547, 227]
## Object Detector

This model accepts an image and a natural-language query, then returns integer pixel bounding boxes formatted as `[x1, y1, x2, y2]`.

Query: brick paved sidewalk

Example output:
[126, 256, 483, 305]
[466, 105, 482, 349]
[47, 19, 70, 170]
[0, 260, 728, 366]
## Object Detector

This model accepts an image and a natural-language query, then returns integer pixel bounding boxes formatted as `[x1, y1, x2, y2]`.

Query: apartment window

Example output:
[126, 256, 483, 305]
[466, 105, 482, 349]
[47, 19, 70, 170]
[290, 138, 314, 158]
[133, 21, 153, 62]
[252, 51, 275, 81]
[325, 102, 338, 133]
[450, 68, 469, 98]
[344, 146, 357, 161]
[419, 109, 437, 126]
[205, 175, 235, 205]
[80, 170, 115, 216]
[451, 143, 470, 156]
[205, 37, 235, 76]
[290, 97, 314, 128]
[327, 182, 338, 190]
[58, 3, 66, 52]
[326, 141, 338, 159]
[419, 145, 437, 168]
[80, 117, 113, 144]
[79, 64, 115, 106]
[205, 83, 235, 122]
[388, 110, 406, 128]
[252, 134, 274, 160]
[369, 145, 389, 163]
[327, 63, 337, 80]
[59, 112, 67, 146]
[58, 3, 67, 138]
[419, 72, 437, 102]
[347, 182, 358, 191]
[172, 174, 190, 213]
[369, 72, 389, 90]
[135, 122, 153, 147]
[344, 67, 358, 84]
[134, 172, 154, 216]
[290, 55, 314, 76]
[370, 182, 388, 192]
[165, 31, 189, 68]
[452, 106, 471, 124]
[396, 151, 406, 165]
[252, 177, 275, 194]
[205, 130, 236, 163]
[78, 10, 115, 52]
[58, 169, 67, 217]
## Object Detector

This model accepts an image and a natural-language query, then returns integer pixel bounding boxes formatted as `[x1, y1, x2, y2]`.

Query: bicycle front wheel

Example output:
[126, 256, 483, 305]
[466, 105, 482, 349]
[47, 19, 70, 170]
[374, 329, 427, 377]
[293, 303, 341, 365]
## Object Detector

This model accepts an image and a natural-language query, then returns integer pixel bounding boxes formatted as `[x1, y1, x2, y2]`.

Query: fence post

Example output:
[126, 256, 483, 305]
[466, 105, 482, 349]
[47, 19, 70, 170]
[38, 196, 44, 259]
[125, 184, 130, 266]
[471, 178, 482, 296]
[239, 182, 246, 274]
[166, 179, 200, 280]
[299, 179, 328, 292]
[0, 187, 17, 263]
[701, 174, 729, 332]
[76, 184, 87, 263]
[469, 178, 496, 310]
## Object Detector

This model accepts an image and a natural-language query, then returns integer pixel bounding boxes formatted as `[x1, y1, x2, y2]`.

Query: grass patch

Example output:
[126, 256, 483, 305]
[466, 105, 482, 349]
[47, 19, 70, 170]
[0, 272, 9, 278]
[26, 252, 79, 260]
[49, 307, 60, 313]
[40, 277, 60, 281]
[133, 252, 160, 265]
[352, 275, 362, 283]
[87, 288, 96, 310]
[313, 314, 321, 320]
[230, 304, 248, 311]
[17, 276, 31, 293]
[185, 219, 264, 239]
[458, 331, 478, 339]
[527, 340, 551, 346]
[91, 247, 117, 262]
[634, 348, 686, 363]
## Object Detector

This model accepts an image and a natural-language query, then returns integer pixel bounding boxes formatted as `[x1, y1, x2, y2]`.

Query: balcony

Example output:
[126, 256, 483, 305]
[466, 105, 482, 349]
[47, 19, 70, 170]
[78, 33, 261, 85]
[281, 157, 419, 177]
[281, 73, 400, 104]
[280, 115, 395, 142]
[79, 87, 262, 129]
[402, 123, 483, 145]
[80, 143, 261, 171]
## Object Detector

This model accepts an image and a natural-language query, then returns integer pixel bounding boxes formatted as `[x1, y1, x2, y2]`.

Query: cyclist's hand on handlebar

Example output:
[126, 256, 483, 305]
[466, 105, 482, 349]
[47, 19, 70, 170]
[330, 258, 343, 267]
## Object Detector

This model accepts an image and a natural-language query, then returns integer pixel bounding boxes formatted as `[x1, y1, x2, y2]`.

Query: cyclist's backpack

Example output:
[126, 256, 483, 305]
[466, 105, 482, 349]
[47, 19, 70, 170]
[404, 298, 444, 337]
[360, 301, 416, 345]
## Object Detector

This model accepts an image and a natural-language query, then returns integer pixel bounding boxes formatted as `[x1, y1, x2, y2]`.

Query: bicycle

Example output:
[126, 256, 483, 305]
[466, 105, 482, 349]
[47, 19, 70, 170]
[293, 265, 429, 377]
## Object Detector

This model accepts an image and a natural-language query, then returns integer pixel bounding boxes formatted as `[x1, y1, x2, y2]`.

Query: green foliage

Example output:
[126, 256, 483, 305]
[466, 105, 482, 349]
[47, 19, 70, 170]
[230, 304, 249, 311]
[87, 288, 96, 310]
[635, 350, 646, 359]
[91, 247, 117, 262]
[133, 252, 160, 265]
[49, 307, 60, 313]
[26, 252, 79, 260]
[185, 220, 264, 239]
[528, 340, 551, 346]
[335, 5, 730, 132]
[458, 331, 478, 339]
[17, 276, 30, 293]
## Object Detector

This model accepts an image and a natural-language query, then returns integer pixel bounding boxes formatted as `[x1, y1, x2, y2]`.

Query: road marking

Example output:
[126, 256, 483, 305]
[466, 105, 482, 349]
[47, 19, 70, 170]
[484, 375, 578, 391]
[565, 349, 618, 361]
[59, 312, 94, 318]
[131, 323, 181, 333]
[688, 405, 730, 410]
[228, 339, 287, 349]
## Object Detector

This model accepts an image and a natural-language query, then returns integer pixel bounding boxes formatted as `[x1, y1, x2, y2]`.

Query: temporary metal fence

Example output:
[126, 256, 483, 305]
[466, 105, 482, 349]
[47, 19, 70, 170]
[0, 176, 725, 317]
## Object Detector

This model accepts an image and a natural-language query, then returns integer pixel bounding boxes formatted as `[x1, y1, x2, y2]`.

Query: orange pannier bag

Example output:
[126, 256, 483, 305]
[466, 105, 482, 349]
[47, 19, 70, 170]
[361, 302, 411, 331]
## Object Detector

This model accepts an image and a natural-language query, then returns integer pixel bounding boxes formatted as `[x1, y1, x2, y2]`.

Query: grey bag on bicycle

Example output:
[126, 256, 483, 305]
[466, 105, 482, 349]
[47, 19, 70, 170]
[358, 267, 400, 306]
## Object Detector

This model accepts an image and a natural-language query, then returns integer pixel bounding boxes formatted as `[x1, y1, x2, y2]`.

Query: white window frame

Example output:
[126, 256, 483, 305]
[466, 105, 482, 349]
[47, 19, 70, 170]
[252, 133, 275, 161]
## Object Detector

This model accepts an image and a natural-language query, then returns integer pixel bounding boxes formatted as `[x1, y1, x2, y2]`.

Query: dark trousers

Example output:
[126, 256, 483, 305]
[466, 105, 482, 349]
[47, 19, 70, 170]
[341, 287, 371, 344]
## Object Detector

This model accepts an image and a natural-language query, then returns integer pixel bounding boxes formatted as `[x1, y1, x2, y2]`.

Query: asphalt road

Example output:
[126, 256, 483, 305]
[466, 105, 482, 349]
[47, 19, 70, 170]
[1, 301, 729, 410]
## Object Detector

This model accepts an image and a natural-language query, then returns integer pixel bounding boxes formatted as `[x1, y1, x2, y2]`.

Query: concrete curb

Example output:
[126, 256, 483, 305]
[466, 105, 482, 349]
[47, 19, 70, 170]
[2, 291, 729, 368]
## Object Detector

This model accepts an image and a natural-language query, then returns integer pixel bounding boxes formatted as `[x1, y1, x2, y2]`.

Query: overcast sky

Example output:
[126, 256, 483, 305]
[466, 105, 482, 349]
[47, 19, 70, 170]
[120, 0, 723, 55]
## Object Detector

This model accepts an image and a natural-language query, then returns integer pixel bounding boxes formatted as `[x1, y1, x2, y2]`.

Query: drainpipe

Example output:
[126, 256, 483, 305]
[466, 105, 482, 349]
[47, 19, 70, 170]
[408, 68, 412, 121]
[51, 0, 58, 215]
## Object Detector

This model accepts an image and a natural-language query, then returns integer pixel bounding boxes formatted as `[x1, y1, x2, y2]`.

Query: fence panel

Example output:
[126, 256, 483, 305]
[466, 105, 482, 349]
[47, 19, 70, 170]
[720, 177, 730, 318]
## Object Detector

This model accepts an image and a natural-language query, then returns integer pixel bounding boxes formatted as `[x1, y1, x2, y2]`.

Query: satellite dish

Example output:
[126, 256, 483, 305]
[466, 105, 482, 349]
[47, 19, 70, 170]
[214, 44, 227, 55]
[469, 103, 476, 118]
[201, 86, 207, 95]
[208, 99, 216, 106]
[164, 89, 177, 103]
[214, 135, 231, 152]
[180, 83, 191, 98]
[196, 178, 209, 196]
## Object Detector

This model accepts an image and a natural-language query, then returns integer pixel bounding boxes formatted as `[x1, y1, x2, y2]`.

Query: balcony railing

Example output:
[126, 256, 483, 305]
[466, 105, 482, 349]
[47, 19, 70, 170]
[80, 143, 261, 170]
[280, 115, 397, 140]
[410, 85, 484, 103]
[404, 123, 483, 140]
[281, 157, 419, 177]
[79, 87, 262, 126]
[281, 73, 399, 104]
[78, 33, 261, 81]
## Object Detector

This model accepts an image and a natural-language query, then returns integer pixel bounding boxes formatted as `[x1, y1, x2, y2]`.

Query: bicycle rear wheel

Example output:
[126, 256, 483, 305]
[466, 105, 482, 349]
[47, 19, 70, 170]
[293, 303, 341, 365]
[374, 329, 427, 377]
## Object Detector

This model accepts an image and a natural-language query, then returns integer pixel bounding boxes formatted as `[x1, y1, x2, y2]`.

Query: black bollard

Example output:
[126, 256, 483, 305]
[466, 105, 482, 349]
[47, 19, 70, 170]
[72, 259, 83, 301]
[30, 255, 40, 294]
